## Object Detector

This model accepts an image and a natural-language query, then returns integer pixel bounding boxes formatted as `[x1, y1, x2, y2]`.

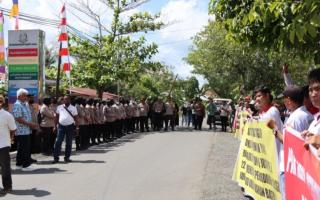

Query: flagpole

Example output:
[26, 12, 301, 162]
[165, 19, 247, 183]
[56, 42, 62, 98]
[67, 55, 71, 94]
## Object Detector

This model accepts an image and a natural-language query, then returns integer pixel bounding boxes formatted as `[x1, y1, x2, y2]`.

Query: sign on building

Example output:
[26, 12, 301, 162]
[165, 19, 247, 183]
[8, 30, 45, 105]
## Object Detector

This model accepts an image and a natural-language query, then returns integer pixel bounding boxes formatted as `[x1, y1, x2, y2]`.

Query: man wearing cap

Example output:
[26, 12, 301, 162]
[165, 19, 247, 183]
[53, 95, 79, 163]
[12, 89, 38, 171]
[267, 85, 313, 200]
[0, 95, 16, 193]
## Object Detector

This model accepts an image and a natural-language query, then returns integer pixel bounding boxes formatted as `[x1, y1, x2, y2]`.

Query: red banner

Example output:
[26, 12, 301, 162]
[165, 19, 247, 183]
[284, 128, 320, 200]
[9, 48, 38, 57]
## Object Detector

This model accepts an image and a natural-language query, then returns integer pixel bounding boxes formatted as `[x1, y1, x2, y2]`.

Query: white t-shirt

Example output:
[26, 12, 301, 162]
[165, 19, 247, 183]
[278, 106, 313, 172]
[0, 109, 17, 148]
[56, 104, 78, 126]
[308, 112, 320, 135]
[259, 106, 283, 172]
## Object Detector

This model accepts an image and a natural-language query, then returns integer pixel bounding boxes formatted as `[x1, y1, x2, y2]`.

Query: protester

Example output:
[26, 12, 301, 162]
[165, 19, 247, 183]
[53, 95, 79, 163]
[0, 95, 16, 194]
[267, 85, 313, 200]
[283, 64, 319, 114]
[12, 88, 38, 171]
[301, 68, 320, 153]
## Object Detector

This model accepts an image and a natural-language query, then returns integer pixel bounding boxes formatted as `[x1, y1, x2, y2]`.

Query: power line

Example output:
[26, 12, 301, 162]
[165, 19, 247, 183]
[0, 7, 95, 42]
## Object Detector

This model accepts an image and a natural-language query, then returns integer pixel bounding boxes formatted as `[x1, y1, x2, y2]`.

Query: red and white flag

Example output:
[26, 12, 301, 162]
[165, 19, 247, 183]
[59, 4, 71, 78]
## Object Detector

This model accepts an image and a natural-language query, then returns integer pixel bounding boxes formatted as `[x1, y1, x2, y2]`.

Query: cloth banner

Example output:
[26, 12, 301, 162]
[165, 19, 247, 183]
[284, 127, 320, 200]
[233, 121, 281, 200]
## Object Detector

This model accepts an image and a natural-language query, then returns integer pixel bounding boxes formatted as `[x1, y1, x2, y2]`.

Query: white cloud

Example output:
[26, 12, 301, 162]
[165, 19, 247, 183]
[150, 0, 209, 85]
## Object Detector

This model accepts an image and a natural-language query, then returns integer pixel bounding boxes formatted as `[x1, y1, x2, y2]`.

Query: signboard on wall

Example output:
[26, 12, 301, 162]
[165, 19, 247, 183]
[8, 30, 45, 105]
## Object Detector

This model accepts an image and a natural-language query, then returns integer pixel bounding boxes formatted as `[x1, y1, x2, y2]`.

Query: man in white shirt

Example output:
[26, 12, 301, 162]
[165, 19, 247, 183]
[253, 85, 284, 198]
[53, 95, 79, 163]
[302, 69, 320, 155]
[268, 85, 313, 200]
[0, 95, 16, 194]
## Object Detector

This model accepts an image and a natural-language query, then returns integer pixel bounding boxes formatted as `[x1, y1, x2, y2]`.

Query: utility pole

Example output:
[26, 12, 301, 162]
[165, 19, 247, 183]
[55, 42, 62, 98]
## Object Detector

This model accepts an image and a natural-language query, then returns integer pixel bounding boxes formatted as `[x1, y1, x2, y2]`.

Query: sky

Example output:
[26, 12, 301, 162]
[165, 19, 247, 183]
[0, 0, 210, 85]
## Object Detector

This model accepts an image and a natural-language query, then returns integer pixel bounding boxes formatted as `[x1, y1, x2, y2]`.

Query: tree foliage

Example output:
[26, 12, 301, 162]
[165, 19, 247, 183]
[209, 0, 320, 64]
[68, 0, 164, 98]
[186, 21, 312, 99]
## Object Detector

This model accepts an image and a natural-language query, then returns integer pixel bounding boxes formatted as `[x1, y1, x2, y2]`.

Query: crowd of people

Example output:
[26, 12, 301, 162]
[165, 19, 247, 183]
[0, 90, 219, 193]
[232, 65, 320, 200]
[6, 65, 320, 198]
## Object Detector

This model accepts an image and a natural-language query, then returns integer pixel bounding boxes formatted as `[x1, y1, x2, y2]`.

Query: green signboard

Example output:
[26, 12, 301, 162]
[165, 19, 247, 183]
[9, 64, 38, 73]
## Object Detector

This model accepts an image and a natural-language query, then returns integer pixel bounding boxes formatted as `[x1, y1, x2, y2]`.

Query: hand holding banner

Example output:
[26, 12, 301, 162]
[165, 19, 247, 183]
[233, 121, 281, 200]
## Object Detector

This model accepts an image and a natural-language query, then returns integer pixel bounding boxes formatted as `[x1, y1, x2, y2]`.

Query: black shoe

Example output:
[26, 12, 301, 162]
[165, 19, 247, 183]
[52, 160, 59, 164]
[0, 187, 12, 194]
[64, 158, 72, 163]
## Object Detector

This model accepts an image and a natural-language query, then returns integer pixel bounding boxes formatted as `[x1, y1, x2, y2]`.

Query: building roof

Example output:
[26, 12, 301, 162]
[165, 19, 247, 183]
[203, 89, 219, 98]
[68, 87, 119, 99]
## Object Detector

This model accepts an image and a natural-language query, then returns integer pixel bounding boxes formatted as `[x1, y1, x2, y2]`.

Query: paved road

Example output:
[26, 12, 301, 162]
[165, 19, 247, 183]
[4, 128, 246, 200]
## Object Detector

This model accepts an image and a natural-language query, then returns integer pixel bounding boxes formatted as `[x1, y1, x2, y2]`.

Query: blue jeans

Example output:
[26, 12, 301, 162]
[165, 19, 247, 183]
[53, 124, 75, 161]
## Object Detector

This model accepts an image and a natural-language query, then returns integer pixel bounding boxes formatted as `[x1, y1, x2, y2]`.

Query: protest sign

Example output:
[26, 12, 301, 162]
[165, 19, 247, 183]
[234, 121, 281, 200]
[284, 127, 320, 200]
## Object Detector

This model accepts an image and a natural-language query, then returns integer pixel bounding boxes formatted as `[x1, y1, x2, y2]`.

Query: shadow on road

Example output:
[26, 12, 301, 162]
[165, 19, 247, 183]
[71, 159, 105, 164]
[8, 188, 51, 197]
[12, 168, 67, 175]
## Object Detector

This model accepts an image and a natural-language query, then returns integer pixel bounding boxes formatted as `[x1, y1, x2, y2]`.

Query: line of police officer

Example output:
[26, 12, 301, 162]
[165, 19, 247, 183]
[72, 97, 145, 150]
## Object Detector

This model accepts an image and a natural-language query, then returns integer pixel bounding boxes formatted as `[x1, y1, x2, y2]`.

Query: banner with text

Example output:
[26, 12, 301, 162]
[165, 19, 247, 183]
[234, 121, 281, 200]
[284, 127, 320, 200]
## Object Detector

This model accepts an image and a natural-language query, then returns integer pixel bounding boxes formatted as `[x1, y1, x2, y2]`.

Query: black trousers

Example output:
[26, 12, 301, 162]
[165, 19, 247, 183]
[194, 115, 204, 130]
[90, 124, 98, 144]
[0, 147, 12, 189]
[164, 115, 174, 131]
[207, 115, 216, 129]
[16, 135, 31, 168]
[40, 127, 55, 155]
[139, 116, 149, 132]
[76, 125, 86, 150]
[115, 120, 121, 138]
[31, 130, 41, 154]
[220, 116, 228, 132]
[153, 112, 163, 131]
[105, 122, 112, 140]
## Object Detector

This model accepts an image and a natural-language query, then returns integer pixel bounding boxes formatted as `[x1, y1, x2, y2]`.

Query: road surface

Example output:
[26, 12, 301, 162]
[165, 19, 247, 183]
[4, 128, 246, 200]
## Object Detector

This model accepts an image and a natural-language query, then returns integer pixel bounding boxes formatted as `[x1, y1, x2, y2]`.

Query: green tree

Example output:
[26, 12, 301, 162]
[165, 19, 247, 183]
[182, 76, 200, 99]
[186, 22, 311, 99]
[68, 0, 163, 98]
[209, 0, 320, 64]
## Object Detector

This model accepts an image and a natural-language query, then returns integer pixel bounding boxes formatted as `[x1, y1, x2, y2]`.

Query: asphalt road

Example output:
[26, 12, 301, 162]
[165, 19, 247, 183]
[4, 128, 246, 200]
